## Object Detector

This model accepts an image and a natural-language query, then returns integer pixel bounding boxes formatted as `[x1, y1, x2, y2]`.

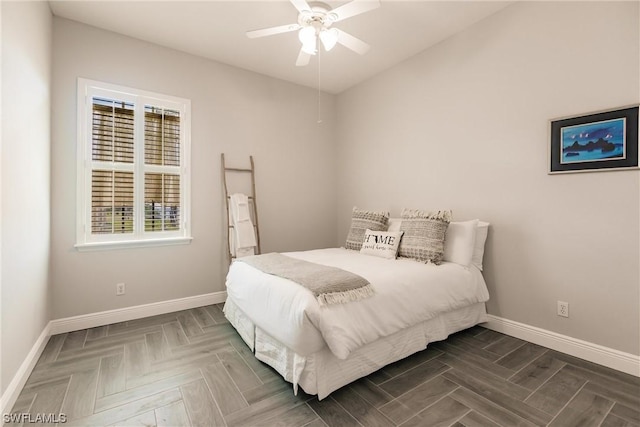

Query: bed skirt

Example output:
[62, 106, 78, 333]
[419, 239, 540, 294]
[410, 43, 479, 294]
[224, 297, 488, 399]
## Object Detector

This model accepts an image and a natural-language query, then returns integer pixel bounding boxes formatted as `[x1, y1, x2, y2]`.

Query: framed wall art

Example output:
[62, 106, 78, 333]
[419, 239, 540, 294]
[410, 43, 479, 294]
[549, 105, 639, 174]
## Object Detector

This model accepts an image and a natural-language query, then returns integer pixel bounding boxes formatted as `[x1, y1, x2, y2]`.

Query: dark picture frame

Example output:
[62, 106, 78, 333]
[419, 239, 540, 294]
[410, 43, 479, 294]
[549, 105, 639, 174]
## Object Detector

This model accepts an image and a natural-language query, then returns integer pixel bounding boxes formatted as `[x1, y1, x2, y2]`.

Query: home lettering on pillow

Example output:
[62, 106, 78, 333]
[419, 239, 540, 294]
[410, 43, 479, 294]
[360, 229, 404, 259]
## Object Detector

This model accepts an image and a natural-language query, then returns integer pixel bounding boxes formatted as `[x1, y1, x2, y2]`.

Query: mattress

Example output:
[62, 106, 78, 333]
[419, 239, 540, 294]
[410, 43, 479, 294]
[224, 297, 488, 399]
[225, 248, 490, 360]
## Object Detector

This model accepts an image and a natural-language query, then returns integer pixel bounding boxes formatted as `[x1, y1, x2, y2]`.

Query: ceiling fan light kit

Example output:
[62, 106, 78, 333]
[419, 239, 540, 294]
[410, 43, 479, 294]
[247, 0, 380, 66]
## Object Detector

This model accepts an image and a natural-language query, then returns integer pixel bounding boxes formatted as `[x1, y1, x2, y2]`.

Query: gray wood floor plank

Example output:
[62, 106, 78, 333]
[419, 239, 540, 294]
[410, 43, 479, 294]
[379, 375, 458, 425]
[484, 335, 527, 357]
[573, 368, 640, 410]
[154, 400, 191, 427]
[217, 349, 263, 391]
[51, 342, 124, 364]
[610, 402, 640, 425]
[145, 331, 171, 363]
[548, 388, 614, 427]
[110, 409, 157, 427]
[11, 392, 36, 413]
[367, 369, 392, 385]
[446, 335, 502, 361]
[301, 418, 327, 427]
[66, 389, 182, 426]
[253, 403, 318, 427]
[223, 390, 304, 427]
[84, 326, 163, 351]
[331, 386, 393, 427]
[432, 341, 515, 379]
[307, 397, 361, 427]
[192, 307, 217, 328]
[125, 340, 150, 382]
[444, 368, 552, 426]
[28, 380, 69, 426]
[61, 330, 88, 353]
[162, 321, 189, 348]
[176, 310, 204, 338]
[439, 352, 531, 401]
[402, 395, 470, 427]
[26, 357, 99, 385]
[181, 378, 226, 427]
[450, 388, 537, 427]
[201, 361, 248, 415]
[97, 352, 126, 398]
[107, 313, 179, 336]
[547, 350, 640, 387]
[87, 326, 108, 340]
[379, 346, 443, 378]
[168, 333, 235, 357]
[347, 377, 394, 408]
[188, 322, 238, 343]
[468, 329, 505, 345]
[457, 410, 503, 427]
[242, 378, 291, 406]
[600, 413, 636, 427]
[524, 366, 586, 416]
[96, 370, 201, 413]
[205, 304, 228, 324]
[61, 368, 99, 420]
[496, 343, 547, 371]
[509, 352, 565, 391]
[20, 375, 71, 400]
[38, 334, 67, 364]
[126, 354, 222, 390]
[379, 358, 449, 397]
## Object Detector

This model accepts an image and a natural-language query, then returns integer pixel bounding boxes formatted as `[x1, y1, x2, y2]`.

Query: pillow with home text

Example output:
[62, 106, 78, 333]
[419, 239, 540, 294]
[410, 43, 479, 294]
[360, 229, 404, 259]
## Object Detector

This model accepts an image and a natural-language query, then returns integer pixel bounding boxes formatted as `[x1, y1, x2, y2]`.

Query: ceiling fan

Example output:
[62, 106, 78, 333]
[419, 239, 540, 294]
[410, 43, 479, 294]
[246, 0, 380, 66]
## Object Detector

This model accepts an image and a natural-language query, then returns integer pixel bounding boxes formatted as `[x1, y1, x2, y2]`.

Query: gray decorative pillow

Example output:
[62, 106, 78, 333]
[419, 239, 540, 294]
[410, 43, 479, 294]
[345, 207, 389, 251]
[398, 209, 452, 264]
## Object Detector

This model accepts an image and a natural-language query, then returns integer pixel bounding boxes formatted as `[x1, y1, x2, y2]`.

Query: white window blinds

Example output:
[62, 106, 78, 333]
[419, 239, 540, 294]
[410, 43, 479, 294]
[77, 79, 191, 250]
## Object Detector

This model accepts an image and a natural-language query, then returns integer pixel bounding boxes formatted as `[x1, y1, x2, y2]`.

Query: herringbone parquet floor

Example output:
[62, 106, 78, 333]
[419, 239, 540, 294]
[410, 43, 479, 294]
[9, 304, 640, 426]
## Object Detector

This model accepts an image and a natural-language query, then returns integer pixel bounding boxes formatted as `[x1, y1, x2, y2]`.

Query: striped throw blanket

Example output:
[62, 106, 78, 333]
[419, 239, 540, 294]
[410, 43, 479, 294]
[236, 253, 374, 306]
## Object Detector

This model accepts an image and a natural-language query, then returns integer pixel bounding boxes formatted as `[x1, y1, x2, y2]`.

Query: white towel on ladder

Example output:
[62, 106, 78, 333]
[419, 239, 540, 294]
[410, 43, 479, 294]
[230, 193, 257, 257]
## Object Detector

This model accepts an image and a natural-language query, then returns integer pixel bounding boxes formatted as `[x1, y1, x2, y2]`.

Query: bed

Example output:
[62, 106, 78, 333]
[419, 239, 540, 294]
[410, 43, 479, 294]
[223, 211, 490, 399]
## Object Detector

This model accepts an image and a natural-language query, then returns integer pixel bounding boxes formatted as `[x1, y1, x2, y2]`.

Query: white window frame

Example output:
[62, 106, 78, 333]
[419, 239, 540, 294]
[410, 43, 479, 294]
[76, 78, 192, 251]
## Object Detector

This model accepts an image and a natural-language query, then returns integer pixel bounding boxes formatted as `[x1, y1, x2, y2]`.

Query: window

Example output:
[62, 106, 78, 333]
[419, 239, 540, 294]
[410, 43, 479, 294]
[76, 79, 191, 250]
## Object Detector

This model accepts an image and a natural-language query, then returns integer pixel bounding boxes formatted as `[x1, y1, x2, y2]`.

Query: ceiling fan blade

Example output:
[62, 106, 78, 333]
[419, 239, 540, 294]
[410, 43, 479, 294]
[290, 0, 312, 14]
[246, 23, 300, 39]
[329, 0, 380, 22]
[296, 48, 311, 66]
[336, 29, 370, 55]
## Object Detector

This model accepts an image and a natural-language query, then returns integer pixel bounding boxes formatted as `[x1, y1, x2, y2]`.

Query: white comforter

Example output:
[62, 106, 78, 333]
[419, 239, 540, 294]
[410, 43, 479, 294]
[225, 248, 490, 360]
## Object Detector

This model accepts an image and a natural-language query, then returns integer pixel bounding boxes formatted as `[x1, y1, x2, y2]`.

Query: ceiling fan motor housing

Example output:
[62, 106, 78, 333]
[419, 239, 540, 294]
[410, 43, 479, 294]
[298, 2, 338, 31]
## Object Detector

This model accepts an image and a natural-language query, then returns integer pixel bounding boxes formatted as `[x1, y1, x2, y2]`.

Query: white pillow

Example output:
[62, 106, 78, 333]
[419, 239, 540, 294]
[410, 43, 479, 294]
[472, 221, 490, 270]
[360, 229, 404, 259]
[443, 219, 479, 267]
[387, 217, 402, 232]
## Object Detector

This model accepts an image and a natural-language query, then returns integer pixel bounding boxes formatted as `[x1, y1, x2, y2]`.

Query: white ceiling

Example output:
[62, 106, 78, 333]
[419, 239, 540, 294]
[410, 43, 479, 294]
[49, 0, 512, 94]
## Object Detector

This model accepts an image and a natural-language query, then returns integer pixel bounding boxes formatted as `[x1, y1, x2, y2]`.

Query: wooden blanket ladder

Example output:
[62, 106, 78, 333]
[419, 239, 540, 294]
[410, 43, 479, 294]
[222, 153, 261, 264]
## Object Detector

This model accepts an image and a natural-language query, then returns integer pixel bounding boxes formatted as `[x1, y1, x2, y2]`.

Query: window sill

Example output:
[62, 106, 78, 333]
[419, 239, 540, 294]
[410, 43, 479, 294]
[75, 236, 193, 252]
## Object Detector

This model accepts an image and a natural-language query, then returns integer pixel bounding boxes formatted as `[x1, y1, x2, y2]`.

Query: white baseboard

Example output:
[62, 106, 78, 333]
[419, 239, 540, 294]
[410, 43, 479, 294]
[0, 291, 227, 419]
[485, 315, 640, 377]
[49, 291, 227, 335]
[0, 324, 51, 421]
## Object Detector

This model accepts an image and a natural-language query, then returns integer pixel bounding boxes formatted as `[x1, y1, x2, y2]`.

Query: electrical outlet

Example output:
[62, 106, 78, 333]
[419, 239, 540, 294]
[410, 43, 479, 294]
[116, 283, 126, 296]
[557, 300, 569, 317]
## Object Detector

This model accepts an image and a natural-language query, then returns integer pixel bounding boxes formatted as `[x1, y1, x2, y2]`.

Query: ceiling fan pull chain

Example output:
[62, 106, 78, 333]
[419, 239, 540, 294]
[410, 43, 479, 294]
[317, 47, 322, 124]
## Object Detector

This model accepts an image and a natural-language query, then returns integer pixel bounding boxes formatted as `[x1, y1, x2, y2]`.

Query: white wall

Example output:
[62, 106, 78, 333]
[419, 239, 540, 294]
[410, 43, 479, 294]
[336, 1, 639, 355]
[1, 1, 52, 394]
[51, 18, 338, 319]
